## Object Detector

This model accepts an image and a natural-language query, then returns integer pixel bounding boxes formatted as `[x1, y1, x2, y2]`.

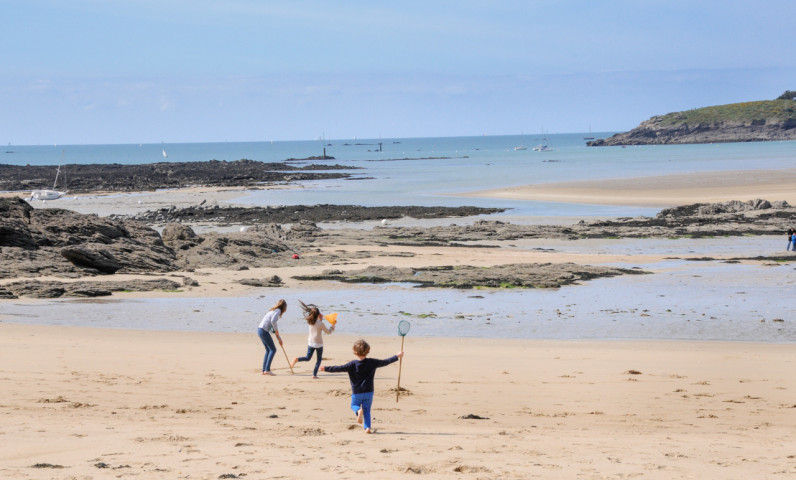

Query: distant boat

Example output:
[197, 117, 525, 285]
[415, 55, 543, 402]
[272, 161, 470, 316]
[533, 129, 554, 152]
[31, 150, 67, 201]
[162, 149, 168, 158]
[583, 125, 595, 140]
[514, 131, 528, 150]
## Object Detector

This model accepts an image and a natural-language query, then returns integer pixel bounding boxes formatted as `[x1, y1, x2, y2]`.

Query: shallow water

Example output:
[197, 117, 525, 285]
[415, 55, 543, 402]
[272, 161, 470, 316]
[3, 237, 793, 342]
[4, 136, 795, 341]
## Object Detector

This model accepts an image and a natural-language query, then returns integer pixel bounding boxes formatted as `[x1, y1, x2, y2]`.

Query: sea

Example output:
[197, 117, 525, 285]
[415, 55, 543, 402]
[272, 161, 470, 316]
[5, 133, 796, 218]
[2, 134, 795, 342]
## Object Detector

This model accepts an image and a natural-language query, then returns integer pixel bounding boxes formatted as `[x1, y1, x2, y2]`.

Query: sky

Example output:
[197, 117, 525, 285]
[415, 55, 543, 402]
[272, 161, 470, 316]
[2, 0, 795, 145]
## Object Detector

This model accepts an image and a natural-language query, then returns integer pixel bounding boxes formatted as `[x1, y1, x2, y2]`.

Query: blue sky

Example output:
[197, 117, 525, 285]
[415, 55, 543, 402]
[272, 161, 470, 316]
[2, 0, 795, 144]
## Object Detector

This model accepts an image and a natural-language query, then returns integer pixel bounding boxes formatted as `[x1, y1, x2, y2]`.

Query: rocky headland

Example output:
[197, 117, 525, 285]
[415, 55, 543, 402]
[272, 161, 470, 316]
[588, 96, 796, 146]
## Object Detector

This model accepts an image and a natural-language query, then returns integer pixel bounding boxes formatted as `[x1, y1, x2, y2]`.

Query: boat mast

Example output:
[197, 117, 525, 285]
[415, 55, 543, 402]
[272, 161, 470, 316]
[53, 149, 64, 189]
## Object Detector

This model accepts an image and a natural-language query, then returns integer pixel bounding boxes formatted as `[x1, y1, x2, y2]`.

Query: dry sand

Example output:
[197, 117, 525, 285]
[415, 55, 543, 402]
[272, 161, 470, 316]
[465, 168, 796, 207]
[1, 324, 794, 479]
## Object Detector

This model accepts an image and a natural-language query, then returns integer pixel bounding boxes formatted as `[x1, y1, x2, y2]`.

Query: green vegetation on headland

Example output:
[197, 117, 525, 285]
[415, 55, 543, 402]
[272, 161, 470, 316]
[588, 91, 796, 146]
[655, 100, 796, 126]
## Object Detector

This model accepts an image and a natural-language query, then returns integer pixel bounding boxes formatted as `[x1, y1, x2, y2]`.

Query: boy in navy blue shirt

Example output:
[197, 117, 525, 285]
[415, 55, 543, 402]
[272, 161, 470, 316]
[321, 339, 404, 433]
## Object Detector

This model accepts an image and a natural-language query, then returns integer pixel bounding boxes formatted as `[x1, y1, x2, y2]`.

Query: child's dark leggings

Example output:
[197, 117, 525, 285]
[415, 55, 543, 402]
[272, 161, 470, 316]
[297, 346, 323, 376]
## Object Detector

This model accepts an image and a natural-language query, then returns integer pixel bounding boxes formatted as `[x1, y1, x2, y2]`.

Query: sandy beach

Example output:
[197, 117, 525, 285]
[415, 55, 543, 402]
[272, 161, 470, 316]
[1, 324, 794, 479]
[2, 167, 795, 478]
[465, 168, 796, 207]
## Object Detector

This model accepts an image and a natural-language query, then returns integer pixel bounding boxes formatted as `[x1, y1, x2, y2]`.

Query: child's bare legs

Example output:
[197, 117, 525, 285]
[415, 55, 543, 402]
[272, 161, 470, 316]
[350, 392, 374, 431]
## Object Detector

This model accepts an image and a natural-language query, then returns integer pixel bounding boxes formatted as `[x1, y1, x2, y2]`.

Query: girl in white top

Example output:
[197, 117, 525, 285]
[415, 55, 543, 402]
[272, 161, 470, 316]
[291, 300, 335, 378]
[257, 299, 286, 376]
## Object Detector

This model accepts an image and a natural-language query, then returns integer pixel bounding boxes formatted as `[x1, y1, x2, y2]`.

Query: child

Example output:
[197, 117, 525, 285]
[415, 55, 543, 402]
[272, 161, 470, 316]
[291, 301, 335, 378]
[789, 228, 796, 251]
[257, 299, 286, 376]
[321, 339, 403, 433]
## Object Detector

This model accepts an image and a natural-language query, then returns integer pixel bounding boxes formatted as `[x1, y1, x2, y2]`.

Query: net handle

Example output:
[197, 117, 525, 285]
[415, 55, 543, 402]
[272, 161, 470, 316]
[396, 320, 410, 402]
[396, 335, 405, 403]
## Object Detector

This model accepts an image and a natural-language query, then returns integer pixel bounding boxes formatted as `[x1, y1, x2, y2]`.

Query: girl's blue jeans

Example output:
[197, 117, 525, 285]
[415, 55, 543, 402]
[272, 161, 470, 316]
[257, 328, 276, 372]
[297, 346, 323, 376]
[350, 392, 374, 430]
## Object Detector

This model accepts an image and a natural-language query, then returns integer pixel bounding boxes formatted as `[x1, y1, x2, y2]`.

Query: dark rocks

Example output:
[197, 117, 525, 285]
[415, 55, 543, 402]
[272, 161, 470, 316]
[657, 199, 784, 218]
[588, 117, 796, 146]
[60, 247, 121, 274]
[0, 279, 182, 299]
[162, 224, 202, 250]
[0, 160, 359, 193]
[0, 197, 177, 278]
[1, 196, 793, 291]
[293, 263, 649, 289]
[459, 414, 489, 420]
[0, 198, 36, 249]
[166, 230, 293, 270]
[126, 204, 506, 225]
[237, 275, 283, 287]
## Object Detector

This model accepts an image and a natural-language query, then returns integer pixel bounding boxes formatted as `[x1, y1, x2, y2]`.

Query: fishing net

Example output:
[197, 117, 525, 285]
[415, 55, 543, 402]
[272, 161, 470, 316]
[398, 320, 411, 337]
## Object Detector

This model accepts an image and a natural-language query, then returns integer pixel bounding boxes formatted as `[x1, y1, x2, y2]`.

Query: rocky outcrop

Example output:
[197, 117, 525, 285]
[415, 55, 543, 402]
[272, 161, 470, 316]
[296, 199, 795, 246]
[161, 223, 202, 251]
[0, 278, 183, 299]
[293, 263, 649, 289]
[0, 198, 302, 278]
[589, 118, 796, 146]
[1, 197, 793, 284]
[164, 228, 294, 270]
[125, 204, 506, 225]
[0, 159, 357, 193]
[0, 198, 178, 278]
[0, 198, 36, 248]
[589, 98, 796, 146]
[60, 247, 122, 274]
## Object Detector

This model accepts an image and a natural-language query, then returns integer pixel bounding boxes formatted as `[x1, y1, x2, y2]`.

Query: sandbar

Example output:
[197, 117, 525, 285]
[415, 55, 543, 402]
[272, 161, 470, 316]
[463, 168, 796, 207]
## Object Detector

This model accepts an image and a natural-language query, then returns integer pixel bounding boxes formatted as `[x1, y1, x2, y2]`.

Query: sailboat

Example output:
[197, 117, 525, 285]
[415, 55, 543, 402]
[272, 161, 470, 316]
[583, 125, 595, 141]
[532, 130, 554, 152]
[514, 132, 528, 150]
[162, 148, 168, 159]
[31, 151, 67, 201]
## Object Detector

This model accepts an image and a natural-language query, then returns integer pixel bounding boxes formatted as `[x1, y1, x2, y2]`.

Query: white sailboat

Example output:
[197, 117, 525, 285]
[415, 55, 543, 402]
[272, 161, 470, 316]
[31, 151, 67, 201]
[532, 129, 554, 152]
[514, 131, 528, 150]
[162, 148, 168, 158]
